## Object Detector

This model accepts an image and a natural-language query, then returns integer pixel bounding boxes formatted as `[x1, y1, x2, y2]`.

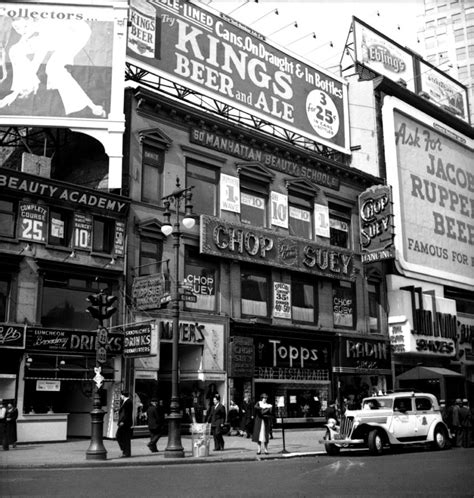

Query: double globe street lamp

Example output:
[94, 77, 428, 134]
[161, 177, 195, 458]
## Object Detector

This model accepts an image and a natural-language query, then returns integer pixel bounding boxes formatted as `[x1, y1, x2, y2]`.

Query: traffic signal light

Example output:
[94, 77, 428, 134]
[86, 290, 117, 325]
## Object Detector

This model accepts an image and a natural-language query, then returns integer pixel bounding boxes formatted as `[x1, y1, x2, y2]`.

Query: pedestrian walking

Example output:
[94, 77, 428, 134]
[6, 402, 18, 448]
[146, 398, 165, 453]
[206, 393, 226, 451]
[459, 399, 472, 448]
[252, 393, 272, 455]
[0, 399, 8, 451]
[240, 394, 254, 438]
[227, 400, 240, 435]
[116, 390, 133, 458]
[451, 398, 463, 447]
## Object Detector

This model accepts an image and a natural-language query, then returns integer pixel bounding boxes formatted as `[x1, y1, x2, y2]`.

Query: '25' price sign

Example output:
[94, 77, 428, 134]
[18, 203, 48, 242]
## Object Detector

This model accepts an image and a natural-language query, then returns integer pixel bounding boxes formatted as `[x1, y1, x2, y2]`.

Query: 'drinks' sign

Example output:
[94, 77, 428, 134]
[127, 0, 349, 153]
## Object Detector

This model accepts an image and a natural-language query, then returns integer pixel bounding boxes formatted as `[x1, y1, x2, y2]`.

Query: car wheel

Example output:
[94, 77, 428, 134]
[432, 426, 448, 450]
[368, 429, 384, 456]
[324, 430, 340, 456]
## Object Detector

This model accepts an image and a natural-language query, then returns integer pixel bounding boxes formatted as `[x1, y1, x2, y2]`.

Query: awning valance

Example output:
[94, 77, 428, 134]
[397, 366, 463, 381]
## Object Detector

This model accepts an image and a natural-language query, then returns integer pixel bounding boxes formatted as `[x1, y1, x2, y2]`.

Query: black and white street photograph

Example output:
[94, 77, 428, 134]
[0, 0, 473, 496]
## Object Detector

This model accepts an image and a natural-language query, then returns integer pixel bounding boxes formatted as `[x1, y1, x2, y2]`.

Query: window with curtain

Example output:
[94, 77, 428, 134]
[287, 180, 318, 240]
[0, 278, 10, 321]
[240, 190, 267, 226]
[92, 217, 115, 254]
[329, 204, 351, 249]
[186, 161, 218, 216]
[142, 146, 164, 204]
[289, 204, 312, 239]
[291, 276, 317, 323]
[238, 167, 272, 227]
[0, 199, 15, 238]
[184, 247, 218, 312]
[139, 238, 163, 276]
[368, 282, 382, 333]
[241, 267, 269, 317]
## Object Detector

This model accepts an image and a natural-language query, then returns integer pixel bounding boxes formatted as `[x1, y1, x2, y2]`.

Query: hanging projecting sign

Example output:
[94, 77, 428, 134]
[127, 0, 350, 154]
[114, 221, 125, 256]
[358, 185, 395, 263]
[18, 202, 48, 243]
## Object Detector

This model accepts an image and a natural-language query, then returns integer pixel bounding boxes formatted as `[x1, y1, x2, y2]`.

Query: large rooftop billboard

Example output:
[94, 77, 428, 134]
[127, 0, 350, 154]
[0, 1, 128, 188]
[383, 97, 474, 289]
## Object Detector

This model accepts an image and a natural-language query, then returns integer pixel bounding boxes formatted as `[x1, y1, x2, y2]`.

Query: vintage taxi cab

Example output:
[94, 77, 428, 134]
[321, 391, 450, 456]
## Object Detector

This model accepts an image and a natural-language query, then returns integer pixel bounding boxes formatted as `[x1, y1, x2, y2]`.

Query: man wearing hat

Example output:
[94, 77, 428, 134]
[459, 399, 472, 448]
[146, 398, 165, 453]
[116, 390, 133, 457]
[451, 398, 463, 447]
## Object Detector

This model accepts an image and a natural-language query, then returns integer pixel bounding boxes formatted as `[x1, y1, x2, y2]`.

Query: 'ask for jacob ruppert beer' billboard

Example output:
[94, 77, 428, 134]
[127, 0, 350, 154]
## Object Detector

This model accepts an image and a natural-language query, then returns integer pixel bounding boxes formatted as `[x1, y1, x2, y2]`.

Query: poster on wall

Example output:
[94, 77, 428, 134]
[0, 2, 115, 120]
[273, 282, 291, 319]
[73, 213, 93, 250]
[127, 0, 350, 154]
[314, 203, 330, 238]
[271, 191, 288, 229]
[333, 283, 354, 328]
[383, 97, 474, 287]
[220, 174, 240, 213]
[353, 17, 415, 92]
[18, 202, 48, 243]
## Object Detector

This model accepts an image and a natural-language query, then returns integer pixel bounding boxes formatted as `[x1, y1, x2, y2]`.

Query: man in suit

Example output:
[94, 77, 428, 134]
[116, 390, 133, 457]
[146, 398, 165, 453]
[206, 393, 226, 451]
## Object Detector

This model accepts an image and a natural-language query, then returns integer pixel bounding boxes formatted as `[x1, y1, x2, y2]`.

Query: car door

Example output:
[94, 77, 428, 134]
[391, 396, 416, 441]
[414, 396, 436, 440]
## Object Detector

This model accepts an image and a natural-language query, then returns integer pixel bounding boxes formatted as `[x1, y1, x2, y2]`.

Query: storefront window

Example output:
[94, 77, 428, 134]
[42, 276, 116, 329]
[241, 267, 269, 317]
[291, 276, 317, 323]
[186, 161, 218, 216]
[333, 281, 355, 328]
[184, 247, 217, 311]
[22, 353, 115, 414]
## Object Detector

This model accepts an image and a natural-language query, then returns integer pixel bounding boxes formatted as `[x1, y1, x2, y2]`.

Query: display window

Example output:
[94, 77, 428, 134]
[184, 247, 218, 312]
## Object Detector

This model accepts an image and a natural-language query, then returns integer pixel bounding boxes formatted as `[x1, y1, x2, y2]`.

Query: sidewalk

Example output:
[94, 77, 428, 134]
[0, 428, 327, 469]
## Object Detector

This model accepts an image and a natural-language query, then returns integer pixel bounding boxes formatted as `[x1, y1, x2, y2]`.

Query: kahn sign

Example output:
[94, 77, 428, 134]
[359, 185, 395, 263]
[0, 324, 26, 349]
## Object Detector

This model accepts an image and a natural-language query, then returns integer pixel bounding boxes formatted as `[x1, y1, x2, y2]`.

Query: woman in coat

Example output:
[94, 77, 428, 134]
[252, 393, 272, 454]
[6, 402, 18, 447]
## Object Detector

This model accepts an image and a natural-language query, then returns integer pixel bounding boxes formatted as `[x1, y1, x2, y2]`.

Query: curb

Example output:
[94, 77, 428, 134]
[1, 451, 325, 470]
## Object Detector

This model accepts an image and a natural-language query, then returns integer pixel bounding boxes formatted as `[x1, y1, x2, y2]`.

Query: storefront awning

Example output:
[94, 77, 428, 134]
[397, 366, 463, 381]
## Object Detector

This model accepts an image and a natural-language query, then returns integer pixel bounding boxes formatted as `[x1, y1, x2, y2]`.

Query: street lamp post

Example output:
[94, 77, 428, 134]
[161, 177, 195, 458]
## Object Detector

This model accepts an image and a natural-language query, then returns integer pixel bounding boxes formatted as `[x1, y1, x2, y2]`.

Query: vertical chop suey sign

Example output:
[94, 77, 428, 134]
[128, 0, 349, 154]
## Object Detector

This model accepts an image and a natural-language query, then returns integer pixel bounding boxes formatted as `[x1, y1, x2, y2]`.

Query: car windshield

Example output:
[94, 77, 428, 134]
[362, 397, 393, 410]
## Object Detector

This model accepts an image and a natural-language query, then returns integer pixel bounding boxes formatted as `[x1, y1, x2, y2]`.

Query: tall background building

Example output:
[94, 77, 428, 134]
[419, 0, 474, 124]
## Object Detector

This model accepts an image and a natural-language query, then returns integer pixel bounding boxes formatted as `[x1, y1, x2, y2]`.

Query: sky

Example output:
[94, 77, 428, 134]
[197, 0, 426, 74]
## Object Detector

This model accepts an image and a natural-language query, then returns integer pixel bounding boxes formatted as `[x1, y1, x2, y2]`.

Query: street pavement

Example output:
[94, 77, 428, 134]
[0, 428, 327, 469]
